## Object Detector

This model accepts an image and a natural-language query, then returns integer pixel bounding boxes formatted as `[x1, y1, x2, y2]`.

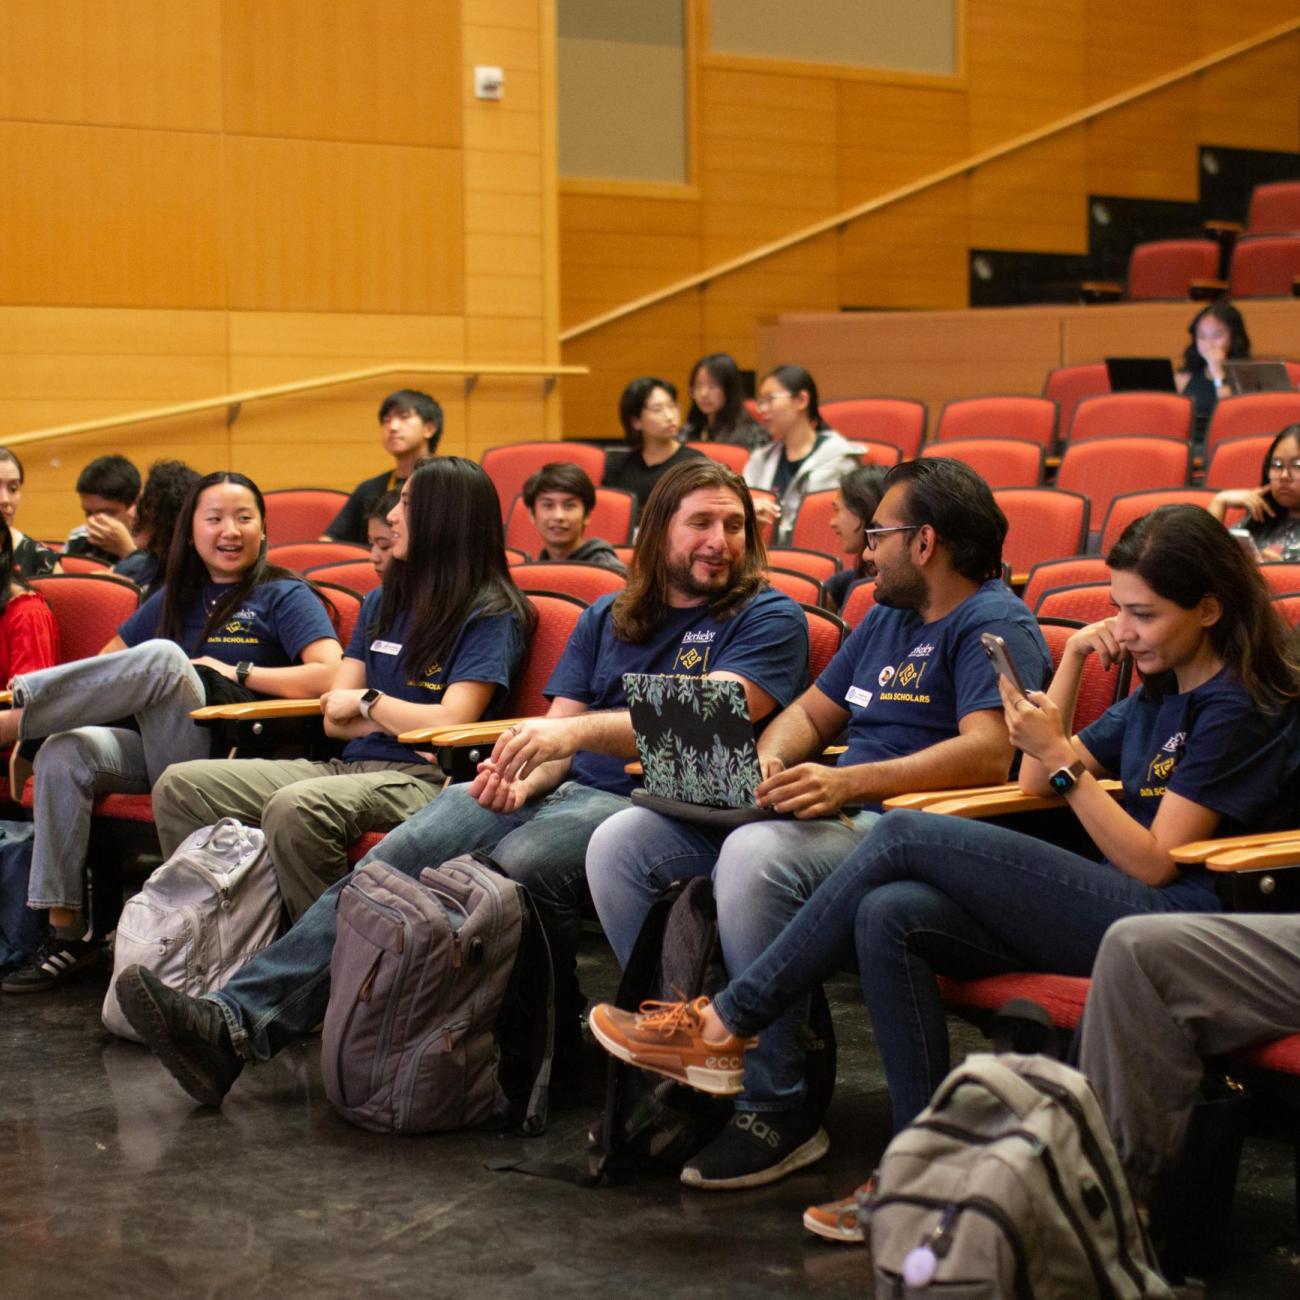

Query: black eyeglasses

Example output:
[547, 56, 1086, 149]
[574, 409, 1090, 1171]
[863, 524, 919, 551]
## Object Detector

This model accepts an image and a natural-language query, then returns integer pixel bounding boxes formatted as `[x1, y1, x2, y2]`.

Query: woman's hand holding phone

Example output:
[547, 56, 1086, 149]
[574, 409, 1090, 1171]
[998, 674, 1073, 767]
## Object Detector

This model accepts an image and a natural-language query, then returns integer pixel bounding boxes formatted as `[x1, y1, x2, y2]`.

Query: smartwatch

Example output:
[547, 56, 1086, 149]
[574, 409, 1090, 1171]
[1047, 759, 1087, 796]
[358, 688, 383, 720]
[235, 661, 253, 688]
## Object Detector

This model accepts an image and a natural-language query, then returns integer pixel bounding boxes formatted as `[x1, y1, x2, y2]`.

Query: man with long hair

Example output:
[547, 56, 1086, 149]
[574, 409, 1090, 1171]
[586, 458, 1053, 1191]
[119, 460, 810, 1107]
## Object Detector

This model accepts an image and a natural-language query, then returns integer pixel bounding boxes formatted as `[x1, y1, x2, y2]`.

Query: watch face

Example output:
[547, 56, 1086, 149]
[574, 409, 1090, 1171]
[362, 689, 380, 704]
[1049, 771, 1072, 795]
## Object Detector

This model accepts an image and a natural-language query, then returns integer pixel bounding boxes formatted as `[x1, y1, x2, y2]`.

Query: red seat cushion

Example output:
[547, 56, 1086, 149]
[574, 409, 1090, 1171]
[1237, 1034, 1300, 1075]
[939, 973, 1092, 1030]
[93, 793, 156, 822]
[347, 830, 388, 864]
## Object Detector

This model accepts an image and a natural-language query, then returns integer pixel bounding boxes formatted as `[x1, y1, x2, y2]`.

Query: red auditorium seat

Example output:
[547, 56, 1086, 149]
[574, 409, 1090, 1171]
[685, 441, 749, 473]
[305, 559, 382, 595]
[504, 487, 636, 556]
[263, 489, 350, 546]
[480, 441, 607, 523]
[934, 395, 1058, 449]
[315, 582, 363, 647]
[1021, 556, 1110, 612]
[1043, 363, 1109, 439]
[266, 541, 368, 573]
[1204, 434, 1273, 489]
[1230, 235, 1300, 298]
[1272, 592, 1300, 627]
[765, 567, 823, 606]
[508, 560, 626, 603]
[1035, 582, 1115, 626]
[1056, 438, 1190, 535]
[27, 573, 140, 665]
[57, 554, 113, 575]
[789, 489, 838, 554]
[922, 437, 1042, 487]
[802, 604, 847, 684]
[1247, 181, 1300, 235]
[1125, 239, 1222, 300]
[820, 398, 925, 459]
[1037, 617, 1124, 730]
[767, 547, 840, 584]
[1206, 393, 1300, 459]
[839, 579, 877, 629]
[992, 488, 1090, 582]
[1067, 392, 1194, 445]
[1098, 488, 1218, 554]
[1258, 563, 1300, 595]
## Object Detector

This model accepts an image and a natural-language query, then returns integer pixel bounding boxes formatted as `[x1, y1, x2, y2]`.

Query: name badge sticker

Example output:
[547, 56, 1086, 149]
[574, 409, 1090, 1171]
[370, 639, 403, 655]
[846, 685, 873, 708]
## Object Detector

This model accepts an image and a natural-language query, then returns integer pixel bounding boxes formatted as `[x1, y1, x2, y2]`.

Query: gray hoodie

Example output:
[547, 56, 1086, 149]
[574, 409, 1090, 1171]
[743, 429, 866, 546]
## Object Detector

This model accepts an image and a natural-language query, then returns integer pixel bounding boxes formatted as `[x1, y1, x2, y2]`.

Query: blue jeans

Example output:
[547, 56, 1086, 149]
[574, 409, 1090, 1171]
[711, 808, 1220, 1133]
[585, 804, 879, 1112]
[210, 780, 630, 1061]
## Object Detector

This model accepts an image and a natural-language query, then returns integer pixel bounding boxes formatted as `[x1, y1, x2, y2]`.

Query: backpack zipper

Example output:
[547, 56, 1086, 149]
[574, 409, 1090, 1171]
[1023, 1072, 1150, 1292]
[913, 1118, 1117, 1300]
[869, 1190, 1033, 1300]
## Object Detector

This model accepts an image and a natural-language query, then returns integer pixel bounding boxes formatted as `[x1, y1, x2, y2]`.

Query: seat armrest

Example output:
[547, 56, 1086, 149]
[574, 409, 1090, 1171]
[916, 779, 1122, 818]
[0, 689, 11, 707]
[1079, 281, 1123, 304]
[1189, 278, 1228, 301]
[397, 716, 535, 747]
[190, 698, 323, 721]
[1205, 839, 1300, 872]
[884, 783, 1018, 812]
[1169, 829, 1300, 865]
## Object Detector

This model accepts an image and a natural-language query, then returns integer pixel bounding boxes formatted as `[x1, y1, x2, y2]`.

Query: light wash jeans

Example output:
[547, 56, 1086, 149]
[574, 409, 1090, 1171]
[708, 809, 1219, 1134]
[585, 804, 879, 1113]
[19, 640, 210, 912]
[210, 780, 631, 1061]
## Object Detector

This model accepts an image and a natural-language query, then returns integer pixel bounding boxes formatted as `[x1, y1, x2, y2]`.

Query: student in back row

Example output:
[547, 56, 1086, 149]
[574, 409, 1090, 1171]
[603, 377, 704, 512]
[322, 390, 443, 545]
[524, 462, 626, 574]
[152, 458, 533, 920]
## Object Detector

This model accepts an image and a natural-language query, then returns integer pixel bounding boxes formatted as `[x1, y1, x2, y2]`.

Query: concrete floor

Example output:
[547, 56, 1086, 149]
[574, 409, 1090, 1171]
[4, 947, 1300, 1299]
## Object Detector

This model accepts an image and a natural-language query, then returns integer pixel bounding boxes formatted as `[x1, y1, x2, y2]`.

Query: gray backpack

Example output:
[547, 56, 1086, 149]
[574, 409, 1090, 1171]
[102, 818, 281, 1042]
[867, 1053, 1172, 1300]
[321, 854, 553, 1135]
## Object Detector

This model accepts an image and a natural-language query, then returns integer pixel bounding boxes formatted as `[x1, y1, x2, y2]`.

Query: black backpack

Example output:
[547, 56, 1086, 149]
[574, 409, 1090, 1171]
[585, 876, 837, 1185]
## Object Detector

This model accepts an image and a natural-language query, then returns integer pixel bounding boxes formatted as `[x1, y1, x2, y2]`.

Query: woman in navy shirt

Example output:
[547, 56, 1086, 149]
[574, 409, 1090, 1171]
[2, 471, 342, 993]
[588, 505, 1300, 1233]
[151, 457, 535, 920]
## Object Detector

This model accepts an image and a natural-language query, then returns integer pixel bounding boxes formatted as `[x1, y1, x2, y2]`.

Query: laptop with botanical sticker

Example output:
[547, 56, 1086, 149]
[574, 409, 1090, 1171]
[623, 673, 779, 827]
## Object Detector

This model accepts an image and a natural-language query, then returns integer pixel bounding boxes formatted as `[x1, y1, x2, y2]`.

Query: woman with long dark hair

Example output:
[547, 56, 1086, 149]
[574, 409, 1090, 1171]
[744, 364, 864, 546]
[682, 353, 767, 450]
[823, 464, 888, 611]
[1, 470, 342, 993]
[590, 505, 1300, 1237]
[0, 448, 58, 579]
[1176, 299, 1251, 431]
[1209, 422, 1300, 559]
[114, 459, 203, 594]
[150, 457, 536, 920]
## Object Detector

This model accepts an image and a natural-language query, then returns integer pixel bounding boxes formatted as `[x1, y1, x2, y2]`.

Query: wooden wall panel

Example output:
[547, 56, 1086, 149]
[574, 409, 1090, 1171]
[0, 0, 223, 131]
[560, 4, 1300, 441]
[221, 0, 461, 147]
[0, 122, 226, 308]
[224, 136, 465, 314]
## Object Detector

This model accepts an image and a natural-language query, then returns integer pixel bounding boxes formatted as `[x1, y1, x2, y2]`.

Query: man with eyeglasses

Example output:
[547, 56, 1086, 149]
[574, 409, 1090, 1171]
[586, 457, 1051, 1190]
[1209, 425, 1300, 560]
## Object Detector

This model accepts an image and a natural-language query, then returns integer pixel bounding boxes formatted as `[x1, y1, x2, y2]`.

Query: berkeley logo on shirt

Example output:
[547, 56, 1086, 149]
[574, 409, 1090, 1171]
[1141, 730, 1187, 797]
[410, 661, 444, 693]
[209, 609, 262, 646]
[880, 657, 931, 704]
[674, 629, 716, 674]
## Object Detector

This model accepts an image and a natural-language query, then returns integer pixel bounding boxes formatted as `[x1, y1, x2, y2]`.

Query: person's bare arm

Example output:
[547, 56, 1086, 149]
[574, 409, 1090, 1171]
[757, 708, 1013, 819]
[191, 637, 343, 699]
[756, 685, 848, 775]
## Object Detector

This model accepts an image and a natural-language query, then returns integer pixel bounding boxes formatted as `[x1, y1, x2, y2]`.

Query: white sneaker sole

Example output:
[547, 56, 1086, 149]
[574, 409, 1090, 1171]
[588, 1014, 744, 1097]
[802, 1206, 864, 1244]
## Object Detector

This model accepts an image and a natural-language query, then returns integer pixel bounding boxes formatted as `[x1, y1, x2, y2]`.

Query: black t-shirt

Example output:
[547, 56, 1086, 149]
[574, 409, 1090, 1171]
[12, 535, 57, 579]
[601, 444, 704, 512]
[324, 470, 402, 545]
[772, 434, 826, 499]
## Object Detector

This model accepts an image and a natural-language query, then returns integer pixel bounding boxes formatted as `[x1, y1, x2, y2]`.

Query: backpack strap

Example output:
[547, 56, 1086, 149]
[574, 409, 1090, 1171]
[518, 884, 555, 1136]
[928, 1055, 1045, 1122]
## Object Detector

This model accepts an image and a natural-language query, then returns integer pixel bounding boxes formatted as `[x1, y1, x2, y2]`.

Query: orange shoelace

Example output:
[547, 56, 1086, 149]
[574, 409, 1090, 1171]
[633, 996, 704, 1036]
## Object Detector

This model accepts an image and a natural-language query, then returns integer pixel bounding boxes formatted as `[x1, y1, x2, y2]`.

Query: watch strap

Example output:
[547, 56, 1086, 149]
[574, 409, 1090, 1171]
[235, 661, 253, 687]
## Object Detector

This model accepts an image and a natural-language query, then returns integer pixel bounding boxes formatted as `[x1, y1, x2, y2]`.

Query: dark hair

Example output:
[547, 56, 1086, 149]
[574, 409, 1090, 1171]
[133, 461, 202, 564]
[523, 462, 596, 514]
[763, 364, 826, 431]
[618, 377, 678, 448]
[0, 448, 26, 483]
[367, 489, 400, 525]
[1255, 423, 1300, 486]
[1182, 301, 1251, 375]
[1108, 504, 1297, 710]
[76, 454, 140, 505]
[613, 459, 766, 643]
[157, 472, 302, 650]
[378, 389, 443, 454]
[377, 457, 536, 678]
[884, 458, 1007, 583]
[686, 353, 748, 438]
[0, 517, 14, 615]
[838, 464, 889, 578]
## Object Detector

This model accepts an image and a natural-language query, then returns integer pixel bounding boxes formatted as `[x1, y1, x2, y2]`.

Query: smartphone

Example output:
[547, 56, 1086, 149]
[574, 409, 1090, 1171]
[980, 631, 1027, 699]
[1227, 526, 1259, 560]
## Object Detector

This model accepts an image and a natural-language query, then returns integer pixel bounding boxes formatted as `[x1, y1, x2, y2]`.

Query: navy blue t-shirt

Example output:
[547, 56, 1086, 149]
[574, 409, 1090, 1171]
[815, 580, 1051, 807]
[341, 590, 526, 764]
[545, 587, 809, 796]
[120, 578, 338, 667]
[1079, 671, 1299, 907]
